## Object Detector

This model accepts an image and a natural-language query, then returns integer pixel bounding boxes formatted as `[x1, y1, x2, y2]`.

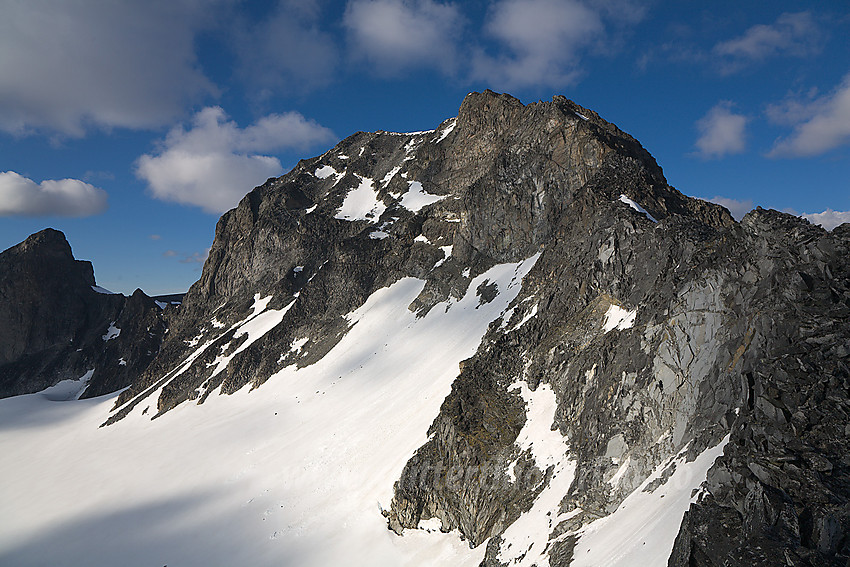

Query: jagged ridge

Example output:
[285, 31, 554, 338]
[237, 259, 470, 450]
[0, 228, 169, 398]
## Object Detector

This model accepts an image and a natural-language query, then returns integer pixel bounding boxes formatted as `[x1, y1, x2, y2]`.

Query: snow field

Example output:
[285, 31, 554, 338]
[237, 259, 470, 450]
[0, 253, 542, 567]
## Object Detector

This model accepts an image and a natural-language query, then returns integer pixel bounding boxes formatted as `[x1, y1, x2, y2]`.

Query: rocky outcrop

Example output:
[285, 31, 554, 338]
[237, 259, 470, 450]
[0, 228, 169, 399]
[391, 203, 849, 566]
[668, 218, 850, 567]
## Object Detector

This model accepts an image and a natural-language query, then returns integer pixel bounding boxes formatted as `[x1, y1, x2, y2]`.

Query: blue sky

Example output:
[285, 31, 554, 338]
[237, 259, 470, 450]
[1, 0, 848, 295]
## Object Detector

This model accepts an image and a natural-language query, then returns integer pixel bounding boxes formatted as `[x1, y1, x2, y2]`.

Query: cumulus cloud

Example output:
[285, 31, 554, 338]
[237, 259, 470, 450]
[713, 12, 821, 72]
[801, 209, 850, 231]
[0, 0, 226, 136]
[343, 0, 463, 74]
[136, 107, 336, 213]
[236, 0, 338, 94]
[708, 196, 754, 221]
[694, 102, 749, 159]
[767, 73, 850, 157]
[471, 0, 604, 88]
[0, 171, 107, 217]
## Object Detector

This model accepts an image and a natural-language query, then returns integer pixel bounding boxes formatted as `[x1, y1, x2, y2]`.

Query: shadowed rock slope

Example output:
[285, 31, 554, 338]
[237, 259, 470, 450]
[0, 228, 169, 399]
[93, 91, 848, 565]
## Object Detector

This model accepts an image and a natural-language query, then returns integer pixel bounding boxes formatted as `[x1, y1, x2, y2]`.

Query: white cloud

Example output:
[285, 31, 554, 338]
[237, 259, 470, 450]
[0, 171, 107, 217]
[713, 12, 821, 72]
[767, 73, 850, 157]
[236, 1, 338, 94]
[343, 0, 463, 74]
[801, 209, 850, 231]
[136, 107, 335, 214]
[0, 0, 225, 136]
[694, 102, 749, 159]
[708, 196, 753, 221]
[472, 0, 604, 88]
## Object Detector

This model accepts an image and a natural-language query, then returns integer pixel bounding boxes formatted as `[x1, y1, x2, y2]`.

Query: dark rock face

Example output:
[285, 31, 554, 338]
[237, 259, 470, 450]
[69, 91, 848, 564]
[387, 206, 849, 564]
[667, 219, 850, 567]
[0, 228, 169, 399]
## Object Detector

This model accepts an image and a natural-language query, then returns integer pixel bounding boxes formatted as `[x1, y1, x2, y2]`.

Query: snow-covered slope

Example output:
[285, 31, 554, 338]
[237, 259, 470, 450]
[0, 255, 538, 567]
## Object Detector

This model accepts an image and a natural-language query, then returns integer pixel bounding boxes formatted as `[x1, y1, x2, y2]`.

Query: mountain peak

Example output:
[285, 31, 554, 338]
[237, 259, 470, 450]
[12, 227, 73, 257]
[4, 93, 848, 567]
[0, 228, 168, 399]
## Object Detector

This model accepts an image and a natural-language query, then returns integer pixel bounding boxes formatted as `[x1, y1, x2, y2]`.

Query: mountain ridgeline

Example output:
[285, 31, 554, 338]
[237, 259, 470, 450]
[4, 91, 849, 566]
[0, 228, 169, 399]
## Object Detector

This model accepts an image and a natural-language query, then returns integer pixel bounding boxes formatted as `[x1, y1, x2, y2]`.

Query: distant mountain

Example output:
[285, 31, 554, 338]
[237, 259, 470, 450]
[1, 92, 847, 566]
[0, 228, 169, 399]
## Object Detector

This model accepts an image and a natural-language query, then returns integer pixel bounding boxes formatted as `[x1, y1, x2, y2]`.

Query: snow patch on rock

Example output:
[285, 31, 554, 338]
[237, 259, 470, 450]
[433, 245, 453, 268]
[91, 285, 116, 294]
[399, 181, 446, 213]
[102, 322, 120, 341]
[315, 165, 341, 180]
[498, 381, 576, 566]
[619, 194, 658, 223]
[335, 175, 385, 222]
[603, 304, 636, 333]
[433, 118, 456, 144]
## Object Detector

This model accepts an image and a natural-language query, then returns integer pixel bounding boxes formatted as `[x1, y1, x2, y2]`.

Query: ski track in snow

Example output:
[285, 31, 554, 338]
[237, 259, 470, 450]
[0, 254, 543, 567]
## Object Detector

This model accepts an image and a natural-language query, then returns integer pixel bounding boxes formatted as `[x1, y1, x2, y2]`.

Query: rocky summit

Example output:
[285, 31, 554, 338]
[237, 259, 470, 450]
[2, 91, 849, 566]
[0, 228, 169, 399]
